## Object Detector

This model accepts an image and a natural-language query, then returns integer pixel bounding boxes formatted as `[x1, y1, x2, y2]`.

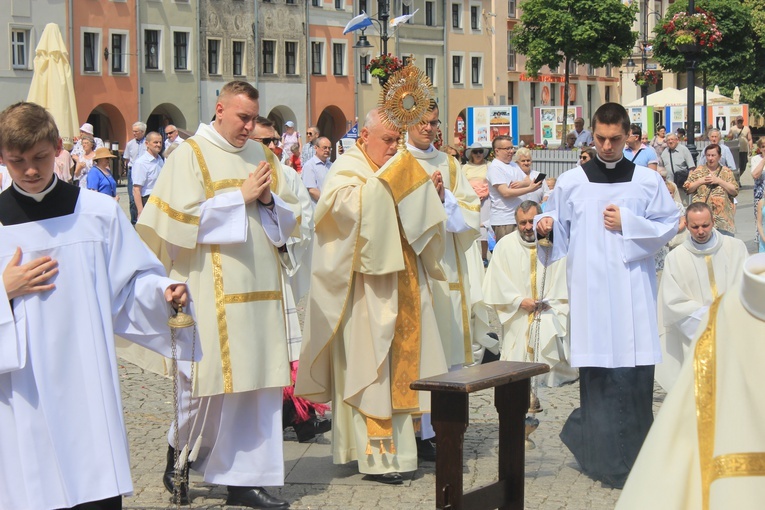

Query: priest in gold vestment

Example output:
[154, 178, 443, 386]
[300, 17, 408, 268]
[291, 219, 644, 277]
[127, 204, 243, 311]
[617, 253, 765, 510]
[135, 81, 301, 509]
[405, 102, 495, 369]
[296, 108, 450, 484]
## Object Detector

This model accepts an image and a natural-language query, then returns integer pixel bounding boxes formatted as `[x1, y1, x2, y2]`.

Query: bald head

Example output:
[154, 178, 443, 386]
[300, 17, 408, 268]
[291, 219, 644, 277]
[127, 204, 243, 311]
[360, 109, 399, 168]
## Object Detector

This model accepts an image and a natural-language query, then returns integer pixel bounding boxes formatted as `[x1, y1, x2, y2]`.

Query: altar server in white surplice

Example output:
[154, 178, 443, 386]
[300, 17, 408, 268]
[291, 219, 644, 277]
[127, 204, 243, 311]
[135, 81, 300, 509]
[618, 253, 765, 510]
[656, 202, 747, 392]
[536, 103, 680, 489]
[0, 102, 196, 510]
[483, 201, 577, 387]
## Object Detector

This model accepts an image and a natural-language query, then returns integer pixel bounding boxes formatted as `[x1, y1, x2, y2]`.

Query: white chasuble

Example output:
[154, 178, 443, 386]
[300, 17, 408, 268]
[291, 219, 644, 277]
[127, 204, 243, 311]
[0, 192, 197, 510]
[135, 124, 301, 397]
[296, 144, 449, 469]
[618, 254, 765, 510]
[538, 165, 680, 368]
[407, 145, 491, 367]
[656, 231, 748, 391]
[483, 231, 576, 386]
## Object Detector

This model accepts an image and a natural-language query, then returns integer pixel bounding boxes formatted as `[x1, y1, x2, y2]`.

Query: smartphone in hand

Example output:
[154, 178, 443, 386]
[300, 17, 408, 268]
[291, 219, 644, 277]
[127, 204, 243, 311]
[534, 173, 547, 184]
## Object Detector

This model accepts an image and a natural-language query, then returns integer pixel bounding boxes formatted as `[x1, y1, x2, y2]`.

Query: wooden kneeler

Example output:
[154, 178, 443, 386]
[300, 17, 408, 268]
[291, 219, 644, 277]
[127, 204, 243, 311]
[411, 361, 549, 510]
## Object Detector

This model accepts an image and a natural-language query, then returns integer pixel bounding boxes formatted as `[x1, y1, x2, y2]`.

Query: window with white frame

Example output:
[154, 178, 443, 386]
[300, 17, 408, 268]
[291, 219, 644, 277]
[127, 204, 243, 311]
[452, 54, 463, 84]
[173, 31, 189, 71]
[451, 4, 461, 29]
[471, 56, 482, 85]
[207, 38, 221, 75]
[359, 54, 369, 84]
[605, 85, 611, 102]
[144, 29, 160, 70]
[11, 28, 30, 70]
[425, 2, 435, 26]
[332, 43, 345, 75]
[286, 0, 296, 4]
[312, 0, 321, 6]
[110, 32, 128, 74]
[605, 63, 612, 77]
[334, 0, 342, 9]
[359, 0, 367, 13]
[311, 41, 324, 75]
[285, 41, 297, 75]
[402, 3, 412, 22]
[83, 30, 100, 73]
[470, 5, 480, 30]
[507, 34, 515, 70]
[262, 40, 275, 74]
[567, 59, 577, 74]
[508, 0, 516, 18]
[425, 57, 435, 86]
[232, 40, 245, 76]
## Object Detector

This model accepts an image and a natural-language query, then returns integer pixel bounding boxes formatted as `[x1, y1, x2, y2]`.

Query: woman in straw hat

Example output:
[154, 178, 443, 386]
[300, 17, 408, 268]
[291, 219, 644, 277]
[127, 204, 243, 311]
[86, 147, 119, 200]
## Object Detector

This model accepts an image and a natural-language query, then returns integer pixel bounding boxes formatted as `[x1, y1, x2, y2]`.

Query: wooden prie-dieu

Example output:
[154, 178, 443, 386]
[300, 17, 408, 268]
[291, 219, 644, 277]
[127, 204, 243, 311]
[411, 361, 549, 510]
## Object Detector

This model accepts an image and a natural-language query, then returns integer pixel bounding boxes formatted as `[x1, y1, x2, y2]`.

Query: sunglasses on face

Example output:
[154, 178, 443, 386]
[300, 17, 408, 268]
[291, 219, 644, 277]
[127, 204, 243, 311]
[254, 137, 280, 146]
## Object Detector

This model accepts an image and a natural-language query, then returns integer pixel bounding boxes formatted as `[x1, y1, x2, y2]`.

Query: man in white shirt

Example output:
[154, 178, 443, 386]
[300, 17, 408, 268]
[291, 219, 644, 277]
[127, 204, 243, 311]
[301, 126, 319, 164]
[486, 136, 539, 241]
[123, 122, 147, 224]
[660, 133, 696, 205]
[132, 132, 164, 218]
[569, 117, 593, 147]
[655, 202, 747, 391]
[301, 136, 333, 202]
[163, 124, 185, 151]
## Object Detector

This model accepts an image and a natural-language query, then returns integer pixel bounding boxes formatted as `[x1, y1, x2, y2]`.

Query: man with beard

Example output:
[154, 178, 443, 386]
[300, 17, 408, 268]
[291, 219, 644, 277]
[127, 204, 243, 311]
[483, 200, 576, 386]
[536, 102, 679, 488]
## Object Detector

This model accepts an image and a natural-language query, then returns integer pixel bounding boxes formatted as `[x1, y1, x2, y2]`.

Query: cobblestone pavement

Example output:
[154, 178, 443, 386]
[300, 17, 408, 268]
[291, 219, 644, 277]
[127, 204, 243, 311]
[117, 168, 757, 509]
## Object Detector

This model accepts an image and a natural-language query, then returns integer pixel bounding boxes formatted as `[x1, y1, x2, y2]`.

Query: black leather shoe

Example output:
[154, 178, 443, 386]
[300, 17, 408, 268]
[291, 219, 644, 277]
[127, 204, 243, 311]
[363, 472, 404, 485]
[226, 486, 290, 509]
[162, 445, 190, 504]
[293, 417, 332, 443]
[416, 437, 436, 462]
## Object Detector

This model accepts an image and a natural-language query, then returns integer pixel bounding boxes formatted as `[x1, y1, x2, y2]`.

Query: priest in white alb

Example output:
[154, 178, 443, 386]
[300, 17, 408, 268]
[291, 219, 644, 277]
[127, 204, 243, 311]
[536, 103, 679, 488]
[617, 253, 765, 510]
[0, 102, 197, 510]
[134, 81, 301, 509]
[483, 200, 576, 386]
[656, 202, 748, 391]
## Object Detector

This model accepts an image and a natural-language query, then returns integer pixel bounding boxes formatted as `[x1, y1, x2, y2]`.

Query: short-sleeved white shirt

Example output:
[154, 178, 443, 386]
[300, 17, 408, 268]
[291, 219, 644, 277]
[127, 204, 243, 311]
[486, 159, 526, 225]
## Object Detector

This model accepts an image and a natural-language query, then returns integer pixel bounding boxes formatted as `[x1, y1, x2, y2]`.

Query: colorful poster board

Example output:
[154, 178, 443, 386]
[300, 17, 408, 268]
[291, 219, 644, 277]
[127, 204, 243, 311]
[533, 106, 583, 146]
[465, 106, 519, 147]
[706, 104, 749, 137]
[665, 105, 706, 140]
[625, 106, 655, 139]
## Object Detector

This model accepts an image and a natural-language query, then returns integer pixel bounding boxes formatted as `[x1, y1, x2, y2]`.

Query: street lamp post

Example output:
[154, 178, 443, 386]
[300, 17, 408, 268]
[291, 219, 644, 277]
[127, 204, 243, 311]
[684, 0, 699, 162]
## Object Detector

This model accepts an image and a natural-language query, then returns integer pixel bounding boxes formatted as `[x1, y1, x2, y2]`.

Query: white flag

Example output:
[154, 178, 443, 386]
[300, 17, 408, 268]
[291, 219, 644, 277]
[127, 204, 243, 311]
[390, 9, 419, 28]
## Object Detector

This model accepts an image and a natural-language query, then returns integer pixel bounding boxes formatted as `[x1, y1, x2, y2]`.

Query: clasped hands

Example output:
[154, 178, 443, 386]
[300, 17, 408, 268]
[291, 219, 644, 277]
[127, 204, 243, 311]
[536, 205, 622, 236]
[241, 161, 273, 206]
[520, 297, 551, 314]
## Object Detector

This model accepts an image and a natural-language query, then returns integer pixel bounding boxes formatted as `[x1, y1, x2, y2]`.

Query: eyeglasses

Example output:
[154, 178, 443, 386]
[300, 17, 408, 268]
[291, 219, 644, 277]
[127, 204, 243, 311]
[165, 129, 177, 135]
[495, 146, 514, 152]
[253, 137, 280, 146]
[307, 131, 315, 136]
[420, 120, 441, 128]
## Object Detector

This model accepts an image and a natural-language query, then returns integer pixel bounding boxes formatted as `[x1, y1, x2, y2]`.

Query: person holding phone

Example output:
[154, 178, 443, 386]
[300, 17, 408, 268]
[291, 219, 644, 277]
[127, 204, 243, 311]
[515, 147, 550, 203]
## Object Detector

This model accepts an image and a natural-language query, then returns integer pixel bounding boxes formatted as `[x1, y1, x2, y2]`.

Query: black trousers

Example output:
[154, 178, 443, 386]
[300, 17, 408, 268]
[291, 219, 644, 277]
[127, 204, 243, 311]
[560, 365, 655, 487]
[59, 495, 122, 510]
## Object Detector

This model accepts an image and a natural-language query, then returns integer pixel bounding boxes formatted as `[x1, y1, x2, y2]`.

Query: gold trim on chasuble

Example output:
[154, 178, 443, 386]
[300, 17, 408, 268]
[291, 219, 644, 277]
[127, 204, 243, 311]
[695, 296, 765, 510]
[187, 139, 284, 393]
[525, 246, 538, 359]
[380, 151, 430, 204]
[146, 196, 200, 225]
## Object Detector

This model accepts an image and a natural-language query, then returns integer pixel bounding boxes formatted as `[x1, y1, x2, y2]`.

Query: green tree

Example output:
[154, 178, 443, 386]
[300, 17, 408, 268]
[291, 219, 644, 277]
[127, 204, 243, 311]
[511, 0, 638, 145]
[652, 0, 764, 112]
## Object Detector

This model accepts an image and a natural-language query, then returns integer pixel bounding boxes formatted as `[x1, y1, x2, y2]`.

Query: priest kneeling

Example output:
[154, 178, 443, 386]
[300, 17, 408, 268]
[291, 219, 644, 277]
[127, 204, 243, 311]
[0, 102, 197, 510]
[656, 202, 748, 392]
[482, 200, 577, 386]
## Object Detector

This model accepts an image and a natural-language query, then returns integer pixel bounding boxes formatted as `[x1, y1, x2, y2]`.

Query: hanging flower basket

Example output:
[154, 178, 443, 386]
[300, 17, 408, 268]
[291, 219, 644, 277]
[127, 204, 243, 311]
[633, 70, 662, 87]
[366, 54, 403, 86]
[662, 7, 722, 52]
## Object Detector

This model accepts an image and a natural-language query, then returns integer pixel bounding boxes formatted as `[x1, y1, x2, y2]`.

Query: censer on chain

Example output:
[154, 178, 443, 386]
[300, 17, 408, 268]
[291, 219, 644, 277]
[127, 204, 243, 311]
[168, 304, 196, 507]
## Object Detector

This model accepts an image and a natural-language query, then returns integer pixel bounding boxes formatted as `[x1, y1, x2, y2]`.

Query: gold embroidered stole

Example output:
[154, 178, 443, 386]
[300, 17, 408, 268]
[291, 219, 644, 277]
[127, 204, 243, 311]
[705, 255, 719, 300]
[526, 245, 538, 360]
[695, 296, 765, 510]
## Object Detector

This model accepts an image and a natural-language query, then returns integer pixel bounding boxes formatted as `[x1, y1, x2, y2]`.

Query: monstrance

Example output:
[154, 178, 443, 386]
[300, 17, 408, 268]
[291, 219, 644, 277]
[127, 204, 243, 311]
[378, 58, 435, 150]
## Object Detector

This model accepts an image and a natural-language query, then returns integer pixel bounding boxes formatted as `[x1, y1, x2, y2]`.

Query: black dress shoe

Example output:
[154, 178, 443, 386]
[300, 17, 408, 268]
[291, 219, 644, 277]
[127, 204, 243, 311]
[226, 486, 290, 509]
[162, 445, 190, 504]
[293, 417, 332, 443]
[363, 472, 404, 485]
[416, 437, 436, 462]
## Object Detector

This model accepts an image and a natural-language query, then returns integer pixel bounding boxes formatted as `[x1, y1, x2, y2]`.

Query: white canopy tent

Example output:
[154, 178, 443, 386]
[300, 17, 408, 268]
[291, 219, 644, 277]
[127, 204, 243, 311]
[625, 86, 736, 108]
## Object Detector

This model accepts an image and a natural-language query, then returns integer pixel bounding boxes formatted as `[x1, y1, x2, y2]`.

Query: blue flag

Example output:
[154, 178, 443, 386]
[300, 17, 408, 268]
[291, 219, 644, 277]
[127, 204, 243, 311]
[343, 13, 373, 35]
